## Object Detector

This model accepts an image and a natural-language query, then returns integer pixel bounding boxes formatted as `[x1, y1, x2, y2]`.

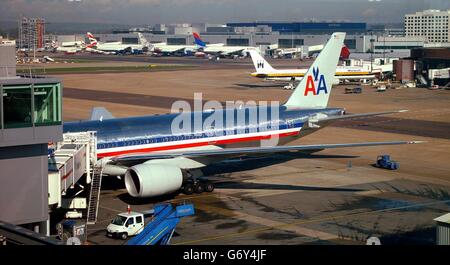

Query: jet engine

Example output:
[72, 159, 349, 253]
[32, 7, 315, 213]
[124, 163, 183, 198]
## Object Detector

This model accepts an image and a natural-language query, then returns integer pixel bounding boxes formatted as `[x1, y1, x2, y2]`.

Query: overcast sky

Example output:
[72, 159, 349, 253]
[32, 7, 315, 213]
[1, 0, 450, 25]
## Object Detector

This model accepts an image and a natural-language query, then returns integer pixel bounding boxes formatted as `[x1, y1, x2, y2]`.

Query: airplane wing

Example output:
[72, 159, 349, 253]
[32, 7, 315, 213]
[204, 46, 244, 56]
[110, 140, 423, 165]
[220, 48, 245, 56]
[158, 46, 186, 53]
[281, 110, 408, 130]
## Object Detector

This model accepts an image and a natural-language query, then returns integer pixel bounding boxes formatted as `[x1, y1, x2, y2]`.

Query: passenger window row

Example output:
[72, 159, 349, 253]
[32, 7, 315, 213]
[96, 123, 298, 149]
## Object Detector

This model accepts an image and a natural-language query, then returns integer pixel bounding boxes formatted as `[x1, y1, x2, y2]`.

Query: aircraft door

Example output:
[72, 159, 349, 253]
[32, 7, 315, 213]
[286, 119, 295, 129]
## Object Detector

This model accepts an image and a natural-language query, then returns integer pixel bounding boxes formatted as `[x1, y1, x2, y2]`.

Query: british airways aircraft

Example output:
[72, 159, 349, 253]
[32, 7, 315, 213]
[63, 32, 420, 198]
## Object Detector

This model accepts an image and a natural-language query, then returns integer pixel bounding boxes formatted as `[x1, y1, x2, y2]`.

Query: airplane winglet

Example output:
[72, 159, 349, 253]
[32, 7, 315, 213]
[408, 141, 426, 144]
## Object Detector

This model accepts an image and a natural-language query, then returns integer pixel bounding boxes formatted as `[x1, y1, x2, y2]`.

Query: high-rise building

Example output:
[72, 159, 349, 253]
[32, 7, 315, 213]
[404, 9, 450, 43]
[18, 17, 46, 50]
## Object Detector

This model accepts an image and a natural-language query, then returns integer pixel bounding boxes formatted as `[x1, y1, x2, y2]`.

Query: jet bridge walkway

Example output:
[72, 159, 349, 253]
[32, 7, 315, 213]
[126, 203, 195, 245]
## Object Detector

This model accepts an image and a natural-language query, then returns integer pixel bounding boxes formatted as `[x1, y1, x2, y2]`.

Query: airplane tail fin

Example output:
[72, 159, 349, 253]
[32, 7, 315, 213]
[340, 45, 350, 60]
[249, 50, 275, 73]
[137, 33, 152, 48]
[284, 32, 346, 109]
[193, 32, 206, 47]
[86, 32, 98, 48]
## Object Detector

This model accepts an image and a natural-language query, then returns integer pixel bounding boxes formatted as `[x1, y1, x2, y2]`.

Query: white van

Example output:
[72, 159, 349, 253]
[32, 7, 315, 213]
[106, 211, 145, 240]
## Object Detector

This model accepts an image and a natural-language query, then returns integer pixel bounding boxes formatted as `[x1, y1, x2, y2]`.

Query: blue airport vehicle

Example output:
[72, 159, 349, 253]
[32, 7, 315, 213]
[375, 155, 399, 170]
[125, 203, 195, 245]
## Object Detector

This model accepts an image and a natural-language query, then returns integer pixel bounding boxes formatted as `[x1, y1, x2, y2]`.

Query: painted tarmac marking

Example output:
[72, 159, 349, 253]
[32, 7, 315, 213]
[194, 203, 337, 240]
[174, 199, 450, 245]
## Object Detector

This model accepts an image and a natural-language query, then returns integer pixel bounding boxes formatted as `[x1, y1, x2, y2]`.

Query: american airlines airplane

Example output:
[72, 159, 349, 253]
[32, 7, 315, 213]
[63, 32, 420, 198]
[249, 49, 376, 86]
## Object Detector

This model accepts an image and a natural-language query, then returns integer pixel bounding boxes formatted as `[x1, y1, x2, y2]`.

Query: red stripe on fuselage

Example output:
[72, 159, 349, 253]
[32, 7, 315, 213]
[97, 130, 299, 158]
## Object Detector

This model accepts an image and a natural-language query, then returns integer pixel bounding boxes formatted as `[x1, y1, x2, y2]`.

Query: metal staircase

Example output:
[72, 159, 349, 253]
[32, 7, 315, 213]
[86, 165, 103, 224]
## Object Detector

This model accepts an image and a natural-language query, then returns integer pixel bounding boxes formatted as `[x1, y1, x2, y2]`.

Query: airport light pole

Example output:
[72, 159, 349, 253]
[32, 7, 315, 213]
[383, 28, 386, 64]
[370, 31, 374, 72]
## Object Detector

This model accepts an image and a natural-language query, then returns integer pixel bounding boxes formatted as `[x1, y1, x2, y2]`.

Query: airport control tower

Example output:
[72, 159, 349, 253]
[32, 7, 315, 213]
[0, 39, 62, 235]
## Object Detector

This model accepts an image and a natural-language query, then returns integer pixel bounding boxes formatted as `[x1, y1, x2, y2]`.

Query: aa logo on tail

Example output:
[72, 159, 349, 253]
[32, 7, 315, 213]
[304, 67, 328, 96]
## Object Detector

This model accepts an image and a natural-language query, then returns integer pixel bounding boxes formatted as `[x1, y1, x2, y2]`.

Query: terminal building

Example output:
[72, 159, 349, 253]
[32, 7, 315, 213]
[66, 20, 441, 56]
[83, 22, 372, 53]
[1, 38, 99, 244]
[51, 18, 450, 61]
[226, 22, 367, 34]
[405, 9, 450, 43]
[0, 39, 62, 235]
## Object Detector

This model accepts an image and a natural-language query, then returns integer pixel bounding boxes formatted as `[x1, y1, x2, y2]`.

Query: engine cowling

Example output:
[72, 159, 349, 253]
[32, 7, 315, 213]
[124, 163, 183, 198]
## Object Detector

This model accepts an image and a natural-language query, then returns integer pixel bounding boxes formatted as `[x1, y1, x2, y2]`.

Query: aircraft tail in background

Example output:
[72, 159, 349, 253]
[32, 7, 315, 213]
[284, 32, 346, 109]
[137, 33, 151, 48]
[86, 32, 98, 48]
[340, 45, 350, 60]
[248, 50, 275, 74]
[193, 32, 207, 47]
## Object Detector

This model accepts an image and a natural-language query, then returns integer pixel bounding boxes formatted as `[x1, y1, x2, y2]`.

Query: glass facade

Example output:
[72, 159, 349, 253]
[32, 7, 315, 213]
[167, 38, 187, 45]
[227, 22, 367, 34]
[122, 37, 139, 44]
[1, 82, 61, 129]
[226, 38, 249, 46]
[344, 39, 356, 49]
[374, 45, 422, 50]
[278, 39, 304, 48]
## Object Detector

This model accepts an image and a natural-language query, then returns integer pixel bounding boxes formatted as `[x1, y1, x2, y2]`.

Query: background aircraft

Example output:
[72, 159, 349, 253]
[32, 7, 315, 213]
[193, 32, 258, 58]
[51, 40, 84, 54]
[86, 32, 150, 54]
[249, 48, 376, 88]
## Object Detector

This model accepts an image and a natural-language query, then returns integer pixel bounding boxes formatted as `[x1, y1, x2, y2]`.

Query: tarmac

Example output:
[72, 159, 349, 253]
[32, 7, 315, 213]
[55, 54, 450, 245]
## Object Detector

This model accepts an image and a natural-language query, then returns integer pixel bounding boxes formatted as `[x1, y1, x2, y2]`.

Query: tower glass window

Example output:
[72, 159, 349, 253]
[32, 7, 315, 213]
[2, 85, 32, 128]
[1, 81, 62, 129]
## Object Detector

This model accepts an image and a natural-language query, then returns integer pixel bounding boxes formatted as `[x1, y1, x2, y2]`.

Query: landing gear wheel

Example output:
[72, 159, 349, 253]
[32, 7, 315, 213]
[183, 184, 194, 195]
[205, 182, 215, 192]
[194, 184, 204, 194]
[120, 233, 128, 240]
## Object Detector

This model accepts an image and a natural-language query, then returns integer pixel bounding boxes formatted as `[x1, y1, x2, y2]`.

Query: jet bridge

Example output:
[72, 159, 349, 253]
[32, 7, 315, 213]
[48, 131, 100, 221]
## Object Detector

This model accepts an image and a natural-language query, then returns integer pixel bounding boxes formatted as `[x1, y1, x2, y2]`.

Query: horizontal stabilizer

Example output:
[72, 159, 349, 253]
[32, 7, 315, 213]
[90, 107, 114, 121]
[316, 110, 408, 123]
